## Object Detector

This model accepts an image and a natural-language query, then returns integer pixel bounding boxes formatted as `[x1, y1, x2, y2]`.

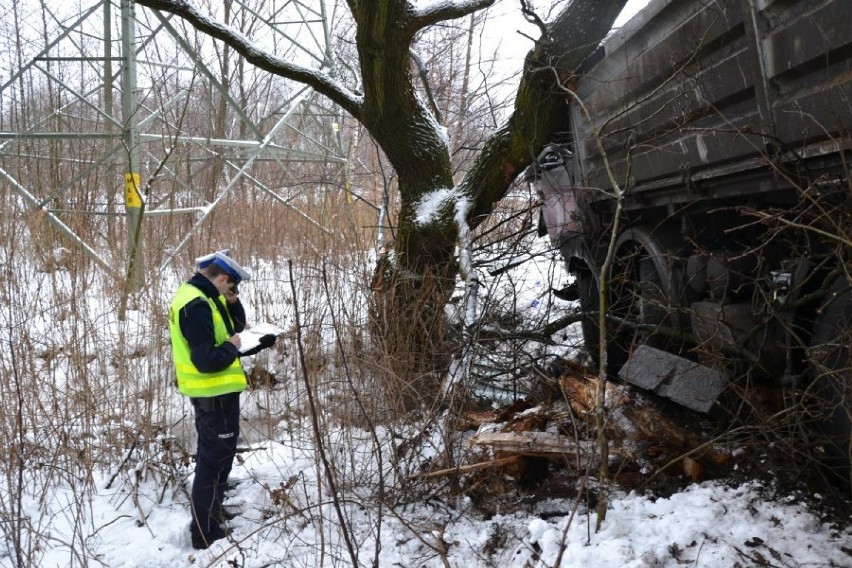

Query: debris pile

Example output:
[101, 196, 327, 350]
[424, 361, 734, 497]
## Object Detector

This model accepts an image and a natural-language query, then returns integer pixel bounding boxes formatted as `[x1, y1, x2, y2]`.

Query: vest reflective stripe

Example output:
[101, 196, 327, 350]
[169, 283, 246, 397]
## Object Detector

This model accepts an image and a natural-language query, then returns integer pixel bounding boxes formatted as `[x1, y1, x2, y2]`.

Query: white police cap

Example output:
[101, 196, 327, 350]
[197, 250, 251, 283]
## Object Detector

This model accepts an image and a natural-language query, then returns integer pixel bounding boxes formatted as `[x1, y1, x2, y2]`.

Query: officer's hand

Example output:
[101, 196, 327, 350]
[258, 334, 276, 349]
[224, 286, 240, 304]
[229, 335, 242, 350]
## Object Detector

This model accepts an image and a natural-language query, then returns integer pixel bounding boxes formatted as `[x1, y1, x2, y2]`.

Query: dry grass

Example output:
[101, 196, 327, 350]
[0, 144, 424, 560]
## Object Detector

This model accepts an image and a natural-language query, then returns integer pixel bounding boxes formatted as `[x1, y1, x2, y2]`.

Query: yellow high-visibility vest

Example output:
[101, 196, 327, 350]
[169, 283, 246, 397]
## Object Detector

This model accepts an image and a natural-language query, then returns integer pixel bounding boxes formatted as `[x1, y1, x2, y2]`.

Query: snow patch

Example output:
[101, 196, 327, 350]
[415, 186, 461, 226]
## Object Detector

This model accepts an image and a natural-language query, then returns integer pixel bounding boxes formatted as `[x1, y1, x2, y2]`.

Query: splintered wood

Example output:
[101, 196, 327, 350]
[469, 431, 595, 460]
[425, 365, 734, 486]
[558, 371, 631, 415]
[411, 456, 523, 479]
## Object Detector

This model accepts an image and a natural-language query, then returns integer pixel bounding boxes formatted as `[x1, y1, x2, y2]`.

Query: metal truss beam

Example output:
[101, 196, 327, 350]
[0, 0, 346, 292]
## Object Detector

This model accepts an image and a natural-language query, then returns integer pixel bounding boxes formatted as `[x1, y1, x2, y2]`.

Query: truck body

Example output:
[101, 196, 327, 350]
[534, 0, 851, 483]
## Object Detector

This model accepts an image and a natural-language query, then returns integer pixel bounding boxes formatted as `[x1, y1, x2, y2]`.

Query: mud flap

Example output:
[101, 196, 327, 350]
[618, 345, 726, 413]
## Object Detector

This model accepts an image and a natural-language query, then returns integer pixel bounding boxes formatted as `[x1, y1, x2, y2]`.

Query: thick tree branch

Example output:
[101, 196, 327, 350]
[457, 0, 628, 226]
[410, 0, 496, 32]
[134, 0, 364, 118]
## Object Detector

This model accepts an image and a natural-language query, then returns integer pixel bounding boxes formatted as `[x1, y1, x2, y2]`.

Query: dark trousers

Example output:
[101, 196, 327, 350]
[189, 392, 240, 541]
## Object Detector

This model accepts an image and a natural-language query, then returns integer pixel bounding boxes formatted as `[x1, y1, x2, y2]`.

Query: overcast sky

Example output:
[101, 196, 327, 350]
[617, 0, 653, 26]
[476, 0, 653, 95]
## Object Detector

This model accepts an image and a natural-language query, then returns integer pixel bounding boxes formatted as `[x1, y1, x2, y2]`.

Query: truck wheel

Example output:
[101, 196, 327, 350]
[807, 274, 851, 492]
[575, 267, 603, 367]
[575, 256, 668, 374]
[607, 242, 679, 374]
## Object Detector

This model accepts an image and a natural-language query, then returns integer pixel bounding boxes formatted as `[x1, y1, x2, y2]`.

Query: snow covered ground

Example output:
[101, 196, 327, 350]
[1, 240, 849, 568]
[26, 432, 852, 567]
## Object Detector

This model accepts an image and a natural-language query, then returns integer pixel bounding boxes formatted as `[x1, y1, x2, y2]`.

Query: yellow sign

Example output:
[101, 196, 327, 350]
[124, 173, 142, 209]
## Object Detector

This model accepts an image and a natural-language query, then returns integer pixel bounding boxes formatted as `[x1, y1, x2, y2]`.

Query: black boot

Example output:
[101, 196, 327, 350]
[190, 523, 231, 550]
[216, 506, 239, 522]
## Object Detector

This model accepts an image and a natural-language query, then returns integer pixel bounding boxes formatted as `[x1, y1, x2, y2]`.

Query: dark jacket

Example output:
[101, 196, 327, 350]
[178, 272, 247, 374]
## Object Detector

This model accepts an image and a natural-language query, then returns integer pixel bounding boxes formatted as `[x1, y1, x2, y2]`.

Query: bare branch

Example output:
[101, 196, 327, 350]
[134, 0, 364, 118]
[409, 48, 443, 124]
[410, 0, 496, 32]
[520, 0, 549, 43]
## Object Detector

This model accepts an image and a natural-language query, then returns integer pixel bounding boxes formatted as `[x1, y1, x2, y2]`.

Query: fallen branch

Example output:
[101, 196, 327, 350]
[469, 431, 595, 459]
[559, 373, 631, 416]
[408, 456, 523, 480]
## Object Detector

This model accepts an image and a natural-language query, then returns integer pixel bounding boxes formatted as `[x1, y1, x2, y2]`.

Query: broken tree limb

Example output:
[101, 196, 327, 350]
[469, 431, 595, 460]
[408, 456, 523, 480]
[559, 373, 631, 416]
[557, 372, 733, 481]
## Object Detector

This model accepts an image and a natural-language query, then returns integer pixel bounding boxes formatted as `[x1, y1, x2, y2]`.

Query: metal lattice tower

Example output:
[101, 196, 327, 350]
[0, 0, 346, 289]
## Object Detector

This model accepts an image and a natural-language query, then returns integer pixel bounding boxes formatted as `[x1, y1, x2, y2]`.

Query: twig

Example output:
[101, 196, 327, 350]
[287, 260, 359, 567]
[105, 437, 138, 490]
[320, 261, 386, 568]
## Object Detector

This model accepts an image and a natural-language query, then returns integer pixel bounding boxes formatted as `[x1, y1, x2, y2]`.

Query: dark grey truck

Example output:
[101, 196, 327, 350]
[531, 0, 851, 486]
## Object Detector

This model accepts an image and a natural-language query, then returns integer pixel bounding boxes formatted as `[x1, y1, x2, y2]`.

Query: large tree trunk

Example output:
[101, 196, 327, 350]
[367, 1, 629, 401]
[133, 0, 628, 403]
[460, 1, 629, 220]
[350, 2, 461, 399]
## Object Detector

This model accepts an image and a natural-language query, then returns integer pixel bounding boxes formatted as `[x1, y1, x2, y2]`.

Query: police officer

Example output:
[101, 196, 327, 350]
[168, 250, 276, 549]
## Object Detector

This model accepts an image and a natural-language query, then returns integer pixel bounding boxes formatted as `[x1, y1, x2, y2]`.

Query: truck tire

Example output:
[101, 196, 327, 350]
[575, 248, 676, 376]
[575, 267, 604, 367]
[610, 241, 680, 373]
[808, 274, 852, 491]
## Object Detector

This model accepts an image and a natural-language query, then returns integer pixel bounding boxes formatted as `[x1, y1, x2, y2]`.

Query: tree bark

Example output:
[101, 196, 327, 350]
[134, 0, 628, 400]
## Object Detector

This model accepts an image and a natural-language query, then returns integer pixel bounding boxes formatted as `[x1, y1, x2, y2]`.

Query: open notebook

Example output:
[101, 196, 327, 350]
[237, 322, 286, 354]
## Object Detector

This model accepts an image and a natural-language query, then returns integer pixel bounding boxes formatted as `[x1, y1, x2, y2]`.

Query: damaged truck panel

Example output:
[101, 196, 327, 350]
[573, 0, 851, 209]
